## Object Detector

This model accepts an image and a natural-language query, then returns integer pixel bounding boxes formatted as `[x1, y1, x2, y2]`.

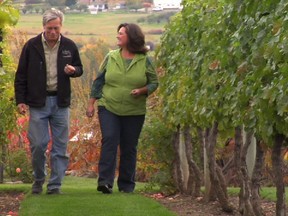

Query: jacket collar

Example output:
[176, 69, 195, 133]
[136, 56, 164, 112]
[32, 34, 45, 60]
[110, 49, 146, 71]
[32, 33, 66, 60]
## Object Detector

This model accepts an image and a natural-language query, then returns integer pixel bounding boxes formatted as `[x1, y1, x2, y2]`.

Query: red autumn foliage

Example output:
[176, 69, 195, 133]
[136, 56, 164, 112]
[7, 115, 102, 178]
[67, 117, 102, 174]
[7, 116, 30, 158]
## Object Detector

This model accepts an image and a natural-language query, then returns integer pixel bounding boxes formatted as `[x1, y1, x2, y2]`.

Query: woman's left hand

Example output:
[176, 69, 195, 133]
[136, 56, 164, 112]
[86, 105, 95, 118]
[130, 89, 141, 96]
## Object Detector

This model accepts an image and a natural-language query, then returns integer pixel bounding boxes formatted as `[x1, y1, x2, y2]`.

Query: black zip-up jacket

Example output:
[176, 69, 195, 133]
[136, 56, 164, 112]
[14, 33, 83, 107]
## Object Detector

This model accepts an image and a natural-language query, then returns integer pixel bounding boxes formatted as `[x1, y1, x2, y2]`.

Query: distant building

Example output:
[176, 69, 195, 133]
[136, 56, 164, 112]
[88, 4, 107, 14]
[78, 0, 90, 4]
[78, 0, 107, 4]
[109, 1, 126, 10]
[153, 0, 182, 10]
[78, 0, 108, 14]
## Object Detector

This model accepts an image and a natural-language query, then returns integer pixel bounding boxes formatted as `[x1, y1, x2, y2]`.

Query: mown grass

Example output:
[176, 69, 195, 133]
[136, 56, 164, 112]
[0, 178, 287, 215]
[228, 187, 286, 202]
[14, 12, 165, 45]
[260, 187, 283, 202]
[0, 183, 30, 194]
[0, 176, 175, 216]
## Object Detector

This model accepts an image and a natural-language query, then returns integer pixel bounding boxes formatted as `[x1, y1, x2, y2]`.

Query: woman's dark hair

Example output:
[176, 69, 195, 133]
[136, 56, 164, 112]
[117, 23, 148, 54]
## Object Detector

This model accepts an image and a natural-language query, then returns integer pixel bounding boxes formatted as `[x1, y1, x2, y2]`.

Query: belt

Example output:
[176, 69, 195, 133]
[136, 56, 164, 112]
[47, 91, 57, 96]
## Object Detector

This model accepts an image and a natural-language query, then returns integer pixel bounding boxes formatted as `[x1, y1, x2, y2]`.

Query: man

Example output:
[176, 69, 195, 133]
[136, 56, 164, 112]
[14, 9, 83, 195]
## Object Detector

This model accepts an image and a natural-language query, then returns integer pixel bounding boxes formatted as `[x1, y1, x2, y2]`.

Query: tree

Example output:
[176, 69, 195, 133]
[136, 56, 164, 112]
[25, 0, 43, 4]
[126, 0, 142, 11]
[45, 0, 65, 6]
[65, 0, 77, 7]
[0, 0, 19, 183]
[157, 0, 288, 215]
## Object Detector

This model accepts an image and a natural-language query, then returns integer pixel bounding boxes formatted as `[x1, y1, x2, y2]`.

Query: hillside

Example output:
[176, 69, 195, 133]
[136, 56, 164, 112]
[14, 12, 164, 45]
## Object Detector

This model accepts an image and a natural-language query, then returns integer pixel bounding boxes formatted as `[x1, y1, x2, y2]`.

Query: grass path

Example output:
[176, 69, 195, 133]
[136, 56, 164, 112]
[1, 176, 176, 216]
[0, 177, 285, 215]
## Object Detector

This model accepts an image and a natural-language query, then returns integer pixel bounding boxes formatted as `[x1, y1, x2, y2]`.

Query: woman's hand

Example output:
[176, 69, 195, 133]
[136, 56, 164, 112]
[130, 87, 148, 97]
[86, 98, 96, 118]
[130, 89, 142, 96]
[86, 105, 95, 118]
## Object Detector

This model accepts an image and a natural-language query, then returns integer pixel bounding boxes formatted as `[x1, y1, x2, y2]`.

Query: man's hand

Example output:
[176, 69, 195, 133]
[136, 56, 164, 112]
[64, 64, 76, 75]
[17, 103, 28, 115]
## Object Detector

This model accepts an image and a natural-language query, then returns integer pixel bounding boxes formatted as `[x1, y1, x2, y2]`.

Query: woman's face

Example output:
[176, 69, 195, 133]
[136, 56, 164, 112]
[117, 27, 128, 48]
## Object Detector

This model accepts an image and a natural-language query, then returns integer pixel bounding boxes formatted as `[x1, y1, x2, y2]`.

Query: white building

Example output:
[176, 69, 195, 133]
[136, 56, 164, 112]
[153, 0, 182, 10]
[88, 3, 107, 14]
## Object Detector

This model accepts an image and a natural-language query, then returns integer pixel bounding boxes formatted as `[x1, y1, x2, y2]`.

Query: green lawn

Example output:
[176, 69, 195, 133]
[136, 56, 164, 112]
[0, 176, 175, 216]
[228, 187, 285, 202]
[0, 178, 286, 215]
[14, 12, 165, 45]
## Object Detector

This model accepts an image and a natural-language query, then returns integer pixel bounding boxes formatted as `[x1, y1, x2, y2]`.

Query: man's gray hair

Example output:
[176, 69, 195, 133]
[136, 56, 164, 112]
[42, 9, 64, 26]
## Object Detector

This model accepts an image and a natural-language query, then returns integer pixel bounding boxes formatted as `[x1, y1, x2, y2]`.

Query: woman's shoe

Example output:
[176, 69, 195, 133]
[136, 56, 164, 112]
[97, 185, 113, 194]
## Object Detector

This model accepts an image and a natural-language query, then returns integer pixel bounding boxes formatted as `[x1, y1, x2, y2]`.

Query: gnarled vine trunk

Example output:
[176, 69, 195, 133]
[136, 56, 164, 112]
[207, 122, 233, 213]
[197, 127, 204, 170]
[241, 130, 256, 216]
[251, 139, 265, 215]
[272, 134, 286, 216]
[203, 128, 216, 201]
[234, 127, 243, 211]
[172, 126, 185, 193]
[235, 127, 262, 216]
[183, 126, 201, 197]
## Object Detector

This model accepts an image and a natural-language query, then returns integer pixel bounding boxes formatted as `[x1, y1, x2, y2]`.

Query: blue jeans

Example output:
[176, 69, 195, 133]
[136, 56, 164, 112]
[28, 96, 69, 190]
[97, 106, 145, 192]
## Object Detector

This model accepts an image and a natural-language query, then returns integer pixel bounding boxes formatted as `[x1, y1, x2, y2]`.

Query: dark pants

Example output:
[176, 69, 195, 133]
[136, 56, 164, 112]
[97, 106, 145, 192]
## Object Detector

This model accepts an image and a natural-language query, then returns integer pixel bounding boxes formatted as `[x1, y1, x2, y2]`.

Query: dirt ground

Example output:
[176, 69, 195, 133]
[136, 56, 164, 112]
[0, 192, 276, 216]
[149, 193, 276, 216]
[0, 192, 24, 216]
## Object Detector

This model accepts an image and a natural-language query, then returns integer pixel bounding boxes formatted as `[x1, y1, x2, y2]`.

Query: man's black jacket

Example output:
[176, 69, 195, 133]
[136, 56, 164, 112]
[14, 33, 83, 107]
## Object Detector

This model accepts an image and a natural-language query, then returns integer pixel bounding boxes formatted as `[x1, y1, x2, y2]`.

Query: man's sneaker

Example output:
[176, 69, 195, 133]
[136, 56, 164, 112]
[97, 184, 112, 194]
[47, 188, 62, 195]
[32, 181, 44, 194]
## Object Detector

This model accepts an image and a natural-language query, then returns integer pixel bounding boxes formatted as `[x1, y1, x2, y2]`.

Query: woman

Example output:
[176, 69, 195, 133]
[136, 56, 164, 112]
[86, 23, 158, 194]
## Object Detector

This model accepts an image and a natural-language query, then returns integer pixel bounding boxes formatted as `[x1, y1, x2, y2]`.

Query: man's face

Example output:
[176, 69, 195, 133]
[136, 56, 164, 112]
[43, 17, 62, 43]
